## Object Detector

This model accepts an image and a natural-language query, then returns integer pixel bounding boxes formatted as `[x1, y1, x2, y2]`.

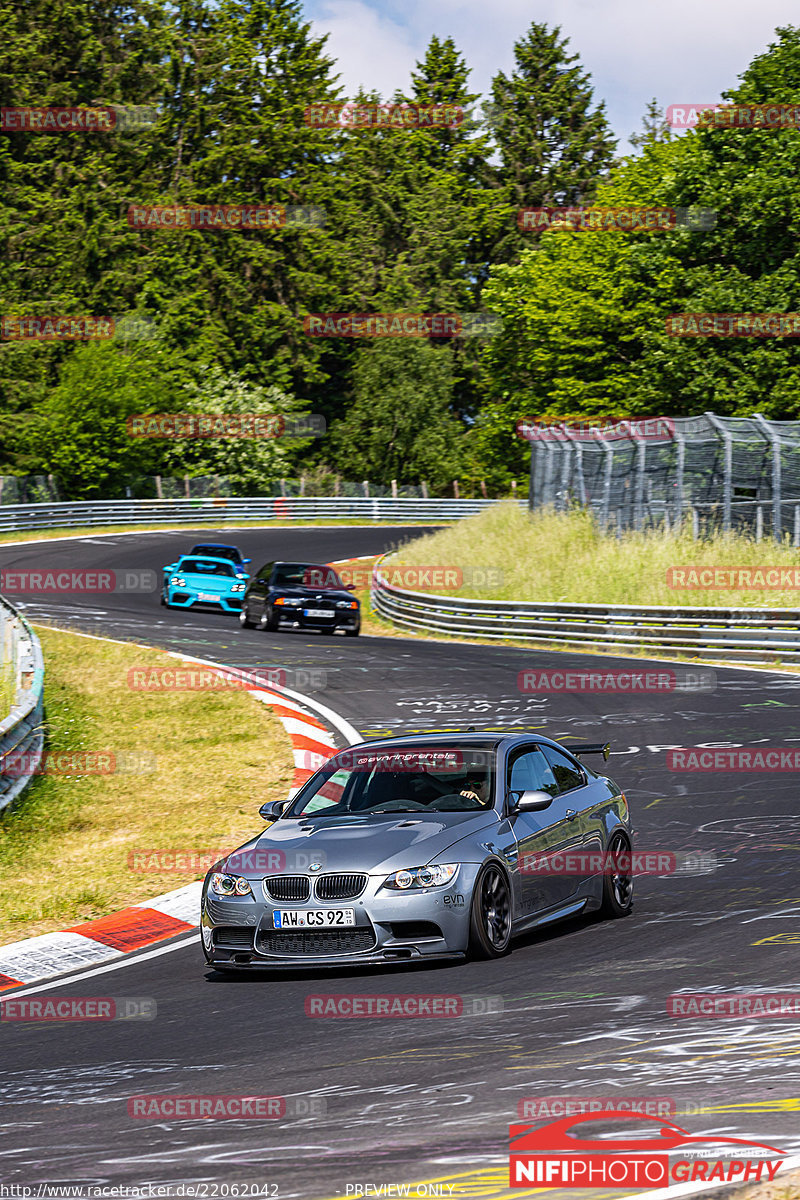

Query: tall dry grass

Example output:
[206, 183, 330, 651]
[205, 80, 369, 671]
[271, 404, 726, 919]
[387, 502, 800, 608]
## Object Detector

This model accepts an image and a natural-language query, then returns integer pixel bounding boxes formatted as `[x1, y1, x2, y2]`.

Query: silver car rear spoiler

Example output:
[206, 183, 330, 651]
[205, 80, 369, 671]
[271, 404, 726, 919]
[569, 742, 611, 761]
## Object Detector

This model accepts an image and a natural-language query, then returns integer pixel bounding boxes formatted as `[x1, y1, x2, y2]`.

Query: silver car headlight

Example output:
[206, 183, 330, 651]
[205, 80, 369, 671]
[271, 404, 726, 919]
[210, 872, 252, 897]
[230, 583, 246, 592]
[171, 576, 186, 586]
[382, 864, 458, 890]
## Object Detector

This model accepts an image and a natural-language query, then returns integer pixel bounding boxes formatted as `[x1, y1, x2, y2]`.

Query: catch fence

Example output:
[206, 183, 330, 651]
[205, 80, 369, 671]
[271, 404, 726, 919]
[526, 413, 800, 542]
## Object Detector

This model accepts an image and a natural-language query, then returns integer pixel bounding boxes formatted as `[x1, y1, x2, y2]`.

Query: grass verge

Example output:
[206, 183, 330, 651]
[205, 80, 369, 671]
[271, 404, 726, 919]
[0, 627, 293, 947]
[381, 502, 800, 608]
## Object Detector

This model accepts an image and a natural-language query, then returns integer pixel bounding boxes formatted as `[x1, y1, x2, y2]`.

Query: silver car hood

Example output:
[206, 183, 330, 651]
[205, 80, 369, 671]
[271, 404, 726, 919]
[237, 811, 498, 875]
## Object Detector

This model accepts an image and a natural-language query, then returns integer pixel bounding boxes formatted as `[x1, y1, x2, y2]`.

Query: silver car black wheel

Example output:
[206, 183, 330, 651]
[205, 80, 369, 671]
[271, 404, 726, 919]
[469, 864, 512, 959]
[601, 831, 634, 917]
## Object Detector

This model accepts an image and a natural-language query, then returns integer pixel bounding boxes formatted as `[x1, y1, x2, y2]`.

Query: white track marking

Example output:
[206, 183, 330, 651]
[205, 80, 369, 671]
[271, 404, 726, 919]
[0, 934, 199, 1000]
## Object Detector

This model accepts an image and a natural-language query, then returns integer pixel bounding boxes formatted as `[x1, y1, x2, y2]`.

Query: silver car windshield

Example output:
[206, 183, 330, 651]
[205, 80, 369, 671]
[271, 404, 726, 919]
[287, 748, 496, 817]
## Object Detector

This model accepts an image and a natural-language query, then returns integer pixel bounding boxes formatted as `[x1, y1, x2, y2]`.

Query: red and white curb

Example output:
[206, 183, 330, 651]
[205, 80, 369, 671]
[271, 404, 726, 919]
[0, 642, 360, 994]
[0, 882, 202, 991]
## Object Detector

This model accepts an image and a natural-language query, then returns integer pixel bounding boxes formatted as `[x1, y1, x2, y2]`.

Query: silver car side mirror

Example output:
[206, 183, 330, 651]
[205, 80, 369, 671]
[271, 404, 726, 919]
[508, 789, 554, 813]
[259, 800, 288, 820]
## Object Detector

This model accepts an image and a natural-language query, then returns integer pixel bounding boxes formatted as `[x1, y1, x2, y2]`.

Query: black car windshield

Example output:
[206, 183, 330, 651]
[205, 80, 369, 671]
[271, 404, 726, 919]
[273, 563, 345, 589]
[191, 545, 241, 563]
[286, 747, 497, 817]
[179, 559, 236, 576]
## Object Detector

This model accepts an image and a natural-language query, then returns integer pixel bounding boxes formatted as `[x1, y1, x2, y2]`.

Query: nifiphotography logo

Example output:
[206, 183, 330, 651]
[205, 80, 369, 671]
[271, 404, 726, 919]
[509, 1111, 786, 1188]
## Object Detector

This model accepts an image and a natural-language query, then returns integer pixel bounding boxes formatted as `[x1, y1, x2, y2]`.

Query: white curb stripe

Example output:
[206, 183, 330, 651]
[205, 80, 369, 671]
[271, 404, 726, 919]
[280, 716, 337, 745]
[134, 881, 203, 924]
[0, 932, 118, 982]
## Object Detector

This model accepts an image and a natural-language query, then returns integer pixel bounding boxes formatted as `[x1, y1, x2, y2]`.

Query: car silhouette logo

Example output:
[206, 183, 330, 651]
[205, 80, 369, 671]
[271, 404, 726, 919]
[510, 1112, 786, 1156]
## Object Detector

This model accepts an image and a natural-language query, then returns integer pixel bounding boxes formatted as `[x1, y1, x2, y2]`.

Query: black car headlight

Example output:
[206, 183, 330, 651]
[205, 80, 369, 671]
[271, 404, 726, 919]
[274, 597, 302, 607]
[210, 872, 252, 897]
[382, 864, 458, 890]
[336, 600, 359, 609]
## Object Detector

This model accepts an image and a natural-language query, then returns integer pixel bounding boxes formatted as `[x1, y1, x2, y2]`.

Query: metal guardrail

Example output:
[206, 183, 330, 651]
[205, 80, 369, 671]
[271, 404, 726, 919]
[0, 598, 45, 812]
[371, 572, 800, 665]
[0, 497, 501, 532]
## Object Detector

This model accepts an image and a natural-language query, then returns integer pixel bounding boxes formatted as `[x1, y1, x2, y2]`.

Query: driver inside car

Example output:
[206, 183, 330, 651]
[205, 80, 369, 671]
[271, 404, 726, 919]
[458, 773, 490, 805]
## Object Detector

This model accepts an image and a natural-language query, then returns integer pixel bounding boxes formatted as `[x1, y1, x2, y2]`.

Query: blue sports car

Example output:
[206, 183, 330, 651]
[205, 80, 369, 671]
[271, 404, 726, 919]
[189, 543, 251, 575]
[160, 554, 248, 611]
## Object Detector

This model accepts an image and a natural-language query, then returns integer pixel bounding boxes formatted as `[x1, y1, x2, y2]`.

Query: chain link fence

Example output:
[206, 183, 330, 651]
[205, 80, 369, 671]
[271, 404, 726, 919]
[0, 475, 503, 502]
[526, 412, 800, 543]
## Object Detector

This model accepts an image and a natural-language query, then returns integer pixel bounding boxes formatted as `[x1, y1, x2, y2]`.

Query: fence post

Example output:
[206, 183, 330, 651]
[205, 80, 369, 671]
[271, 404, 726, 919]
[184, 475, 191, 500]
[756, 505, 763, 542]
[795, 504, 800, 548]
[422, 480, 429, 499]
[362, 480, 369, 498]
[563, 428, 587, 507]
[754, 413, 782, 543]
[529, 440, 544, 510]
[557, 429, 571, 511]
[596, 433, 613, 529]
[632, 428, 646, 531]
[705, 412, 732, 533]
[673, 430, 685, 529]
[391, 479, 398, 499]
[155, 475, 163, 500]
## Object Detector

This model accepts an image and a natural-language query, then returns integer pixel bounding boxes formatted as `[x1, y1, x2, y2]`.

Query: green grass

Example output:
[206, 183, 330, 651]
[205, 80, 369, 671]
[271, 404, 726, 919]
[0, 628, 294, 945]
[380, 502, 800, 609]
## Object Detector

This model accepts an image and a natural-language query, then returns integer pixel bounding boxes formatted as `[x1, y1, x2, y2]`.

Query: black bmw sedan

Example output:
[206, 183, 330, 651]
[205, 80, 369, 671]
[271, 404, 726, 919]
[239, 560, 360, 635]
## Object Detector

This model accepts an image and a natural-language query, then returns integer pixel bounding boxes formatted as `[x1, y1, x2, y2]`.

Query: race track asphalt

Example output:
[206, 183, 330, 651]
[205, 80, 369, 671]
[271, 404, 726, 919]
[2, 527, 799, 1198]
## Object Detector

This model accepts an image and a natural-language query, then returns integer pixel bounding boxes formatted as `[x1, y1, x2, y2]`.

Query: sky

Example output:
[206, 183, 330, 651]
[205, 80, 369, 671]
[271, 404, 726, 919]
[301, 0, 800, 149]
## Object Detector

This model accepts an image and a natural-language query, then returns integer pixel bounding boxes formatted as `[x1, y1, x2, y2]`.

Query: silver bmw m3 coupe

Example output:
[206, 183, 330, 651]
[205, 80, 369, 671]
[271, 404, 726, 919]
[201, 733, 632, 970]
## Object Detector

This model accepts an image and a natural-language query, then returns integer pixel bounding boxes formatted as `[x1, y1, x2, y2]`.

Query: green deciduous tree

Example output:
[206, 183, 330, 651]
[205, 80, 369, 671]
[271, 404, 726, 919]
[327, 340, 460, 489]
